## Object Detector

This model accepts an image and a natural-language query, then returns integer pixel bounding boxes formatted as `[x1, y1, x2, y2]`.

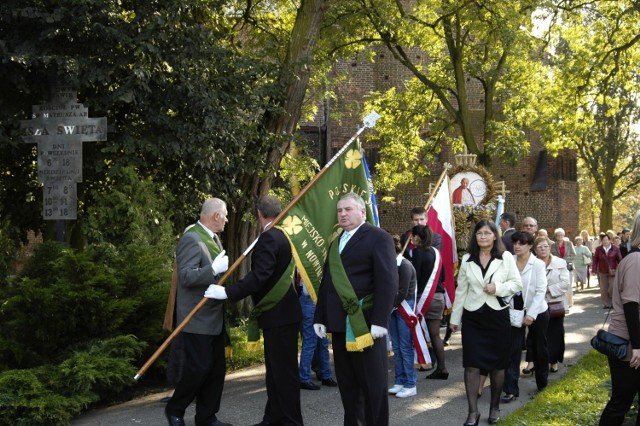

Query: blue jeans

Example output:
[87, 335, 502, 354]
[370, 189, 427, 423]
[389, 302, 417, 387]
[299, 294, 331, 382]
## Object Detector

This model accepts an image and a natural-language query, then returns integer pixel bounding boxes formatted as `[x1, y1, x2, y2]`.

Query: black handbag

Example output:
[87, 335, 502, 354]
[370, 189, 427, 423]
[590, 309, 629, 360]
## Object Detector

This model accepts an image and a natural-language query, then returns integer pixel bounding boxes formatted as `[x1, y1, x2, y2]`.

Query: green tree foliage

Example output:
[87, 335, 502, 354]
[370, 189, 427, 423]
[0, 0, 277, 242]
[346, 0, 548, 188]
[541, 0, 640, 231]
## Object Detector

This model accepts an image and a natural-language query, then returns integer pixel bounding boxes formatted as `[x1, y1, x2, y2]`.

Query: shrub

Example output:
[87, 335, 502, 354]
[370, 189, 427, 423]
[0, 336, 144, 426]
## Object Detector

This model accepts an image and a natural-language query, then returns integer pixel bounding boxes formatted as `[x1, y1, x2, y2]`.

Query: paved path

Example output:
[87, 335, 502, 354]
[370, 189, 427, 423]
[73, 287, 607, 426]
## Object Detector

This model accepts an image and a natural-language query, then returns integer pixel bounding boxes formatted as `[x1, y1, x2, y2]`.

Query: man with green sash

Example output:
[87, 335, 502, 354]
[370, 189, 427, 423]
[313, 192, 398, 426]
[165, 198, 232, 426]
[205, 196, 303, 426]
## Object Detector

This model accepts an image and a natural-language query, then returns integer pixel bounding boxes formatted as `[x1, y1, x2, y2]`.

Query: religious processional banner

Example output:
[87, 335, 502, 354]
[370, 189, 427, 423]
[278, 140, 375, 302]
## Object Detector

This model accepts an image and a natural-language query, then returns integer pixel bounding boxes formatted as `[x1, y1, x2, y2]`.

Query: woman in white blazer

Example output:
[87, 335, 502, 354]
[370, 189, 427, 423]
[501, 231, 549, 403]
[535, 236, 570, 374]
[450, 220, 522, 426]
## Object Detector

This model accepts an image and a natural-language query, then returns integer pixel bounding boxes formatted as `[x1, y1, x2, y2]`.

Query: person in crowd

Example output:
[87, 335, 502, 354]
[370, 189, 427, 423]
[502, 231, 549, 403]
[449, 220, 522, 426]
[314, 192, 398, 426]
[388, 235, 418, 398]
[204, 196, 302, 426]
[165, 198, 232, 426]
[581, 230, 596, 288]
[599, 212, 640, 425]
[298, 275, 338, 390]
[620, 229, 632, 258]
[410, 225, 449, 381]
[573, 236, 592, 291]
[551, 228, 576, 307]
[613, 235, 622, 247]
[521, 217, 539, 235]
[452, 177, 476, 205]
[400, 207, 442, 259]
[499, 212, 517, 254]
[534, 236, 570, 374]
[537, 229, 549, 239]
[593, 234, 623, 309]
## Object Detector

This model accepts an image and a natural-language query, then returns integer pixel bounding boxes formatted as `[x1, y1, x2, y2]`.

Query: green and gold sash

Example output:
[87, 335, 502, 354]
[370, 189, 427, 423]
[188, 223, 222, 259]
[328, 236, 374, 352]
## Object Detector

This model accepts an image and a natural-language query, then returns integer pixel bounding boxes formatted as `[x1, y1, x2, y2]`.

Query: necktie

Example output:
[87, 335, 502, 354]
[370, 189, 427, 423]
[213, 233, 223, 250]
[339, 231, 351, 253]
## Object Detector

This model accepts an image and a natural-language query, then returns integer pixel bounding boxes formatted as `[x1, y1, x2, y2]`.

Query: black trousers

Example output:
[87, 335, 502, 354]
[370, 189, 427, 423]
[599, 357, 640, 425]
[332, 332, 389, 426]
[262, 323, 303, 426]
[166, 332, 226, 425]
[504, 325, 526, 396]
[529, 310, 550, 390]
[547, 315, 565, 364]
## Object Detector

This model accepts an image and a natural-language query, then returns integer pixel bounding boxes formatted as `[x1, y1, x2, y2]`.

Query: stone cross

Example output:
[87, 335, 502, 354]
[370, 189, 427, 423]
[20, 88, 107, 220]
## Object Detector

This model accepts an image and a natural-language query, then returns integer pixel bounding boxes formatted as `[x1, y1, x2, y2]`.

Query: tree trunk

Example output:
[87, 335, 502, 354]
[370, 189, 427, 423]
[225, 0, 327, 319]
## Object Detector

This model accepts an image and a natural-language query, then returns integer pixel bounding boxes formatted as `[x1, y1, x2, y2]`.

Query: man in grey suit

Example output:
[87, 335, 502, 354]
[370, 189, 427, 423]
[314, 192, 398, 426]
[165, 198, 233, 426]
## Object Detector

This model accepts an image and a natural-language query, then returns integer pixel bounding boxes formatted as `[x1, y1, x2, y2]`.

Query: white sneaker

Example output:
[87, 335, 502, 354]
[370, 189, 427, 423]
[388, 384, 403, 394]
[396, 387, 417, 398]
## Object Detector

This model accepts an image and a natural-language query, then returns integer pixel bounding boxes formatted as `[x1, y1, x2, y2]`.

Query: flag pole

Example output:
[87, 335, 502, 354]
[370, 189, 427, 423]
[134, 111, 381, 380]
[400, 163, 452, 256]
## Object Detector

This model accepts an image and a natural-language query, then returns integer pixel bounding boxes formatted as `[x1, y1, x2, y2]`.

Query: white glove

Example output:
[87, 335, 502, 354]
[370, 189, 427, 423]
[212, 250, 229, 275]
[370, 325, 388, 339]
[313, 323, 327, 339]
[396, 254, 403, 266]
[204, 284, 228, 300]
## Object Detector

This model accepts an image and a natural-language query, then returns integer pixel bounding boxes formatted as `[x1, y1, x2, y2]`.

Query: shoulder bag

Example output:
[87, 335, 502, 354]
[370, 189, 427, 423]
[590, 308, 628, 360]
[508, 286, 528, 328]
[548, 300, 565, 318]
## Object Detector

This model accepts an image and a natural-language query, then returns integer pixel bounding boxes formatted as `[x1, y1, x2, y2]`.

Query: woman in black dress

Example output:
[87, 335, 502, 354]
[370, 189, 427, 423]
[449, 220, 522, 425]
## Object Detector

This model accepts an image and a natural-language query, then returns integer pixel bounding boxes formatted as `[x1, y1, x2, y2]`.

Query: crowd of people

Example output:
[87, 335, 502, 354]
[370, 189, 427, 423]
[163, 193, 639, 426]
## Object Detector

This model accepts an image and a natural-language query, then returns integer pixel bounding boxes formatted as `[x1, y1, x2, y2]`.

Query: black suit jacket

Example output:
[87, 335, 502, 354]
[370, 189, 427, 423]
[314, 222, 398, 332]
[502, 228, 515, 254]
[226, 227, 301, 329]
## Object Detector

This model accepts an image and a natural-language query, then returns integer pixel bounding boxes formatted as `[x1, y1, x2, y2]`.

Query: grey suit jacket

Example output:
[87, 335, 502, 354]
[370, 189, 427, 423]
[175, 228, 225, 335]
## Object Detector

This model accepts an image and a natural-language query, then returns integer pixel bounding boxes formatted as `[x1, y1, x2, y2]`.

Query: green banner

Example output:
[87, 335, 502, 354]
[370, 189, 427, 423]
[279, 140, 375, 302]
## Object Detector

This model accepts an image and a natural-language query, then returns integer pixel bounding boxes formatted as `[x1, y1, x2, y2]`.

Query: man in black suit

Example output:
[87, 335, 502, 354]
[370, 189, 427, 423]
[500, 212, 517, 254]
[313, 192, 398, 426]
[620, 229, 631, 258]
[166, 198, 232, 426]
[205, 196, 303, 426]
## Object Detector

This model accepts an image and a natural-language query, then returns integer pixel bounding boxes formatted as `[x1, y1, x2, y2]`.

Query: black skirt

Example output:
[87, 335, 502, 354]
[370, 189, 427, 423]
[461, 303, 511, 370]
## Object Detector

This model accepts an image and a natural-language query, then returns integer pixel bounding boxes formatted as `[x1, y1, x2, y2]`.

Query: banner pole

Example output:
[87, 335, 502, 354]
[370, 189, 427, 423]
[399, 164, 452, 256]
[134, 111, 381, 380]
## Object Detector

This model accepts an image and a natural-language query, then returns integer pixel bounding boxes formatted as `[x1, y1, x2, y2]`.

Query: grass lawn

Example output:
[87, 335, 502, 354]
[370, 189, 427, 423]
[501, 351, 638, 425]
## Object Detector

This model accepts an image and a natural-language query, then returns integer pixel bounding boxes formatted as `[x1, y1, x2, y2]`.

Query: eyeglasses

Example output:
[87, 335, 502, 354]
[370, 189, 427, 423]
[536, 245, 550, 249]
[475, 232, 494, 237]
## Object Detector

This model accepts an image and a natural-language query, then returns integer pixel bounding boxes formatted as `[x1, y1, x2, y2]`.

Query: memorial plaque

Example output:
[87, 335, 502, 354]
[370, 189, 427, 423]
[20, 88, 107, 222]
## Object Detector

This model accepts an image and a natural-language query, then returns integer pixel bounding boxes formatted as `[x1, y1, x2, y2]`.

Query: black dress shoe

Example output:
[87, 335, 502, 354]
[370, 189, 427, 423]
[463, 413, 480, 426]
[501, 394, 518, 403]
[426, 370, 449, 380]
[321, 377, 338, 387]
[300, 381, 321, 390]
[166, 414, 186, 426]
[488, 408, 501, 424]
